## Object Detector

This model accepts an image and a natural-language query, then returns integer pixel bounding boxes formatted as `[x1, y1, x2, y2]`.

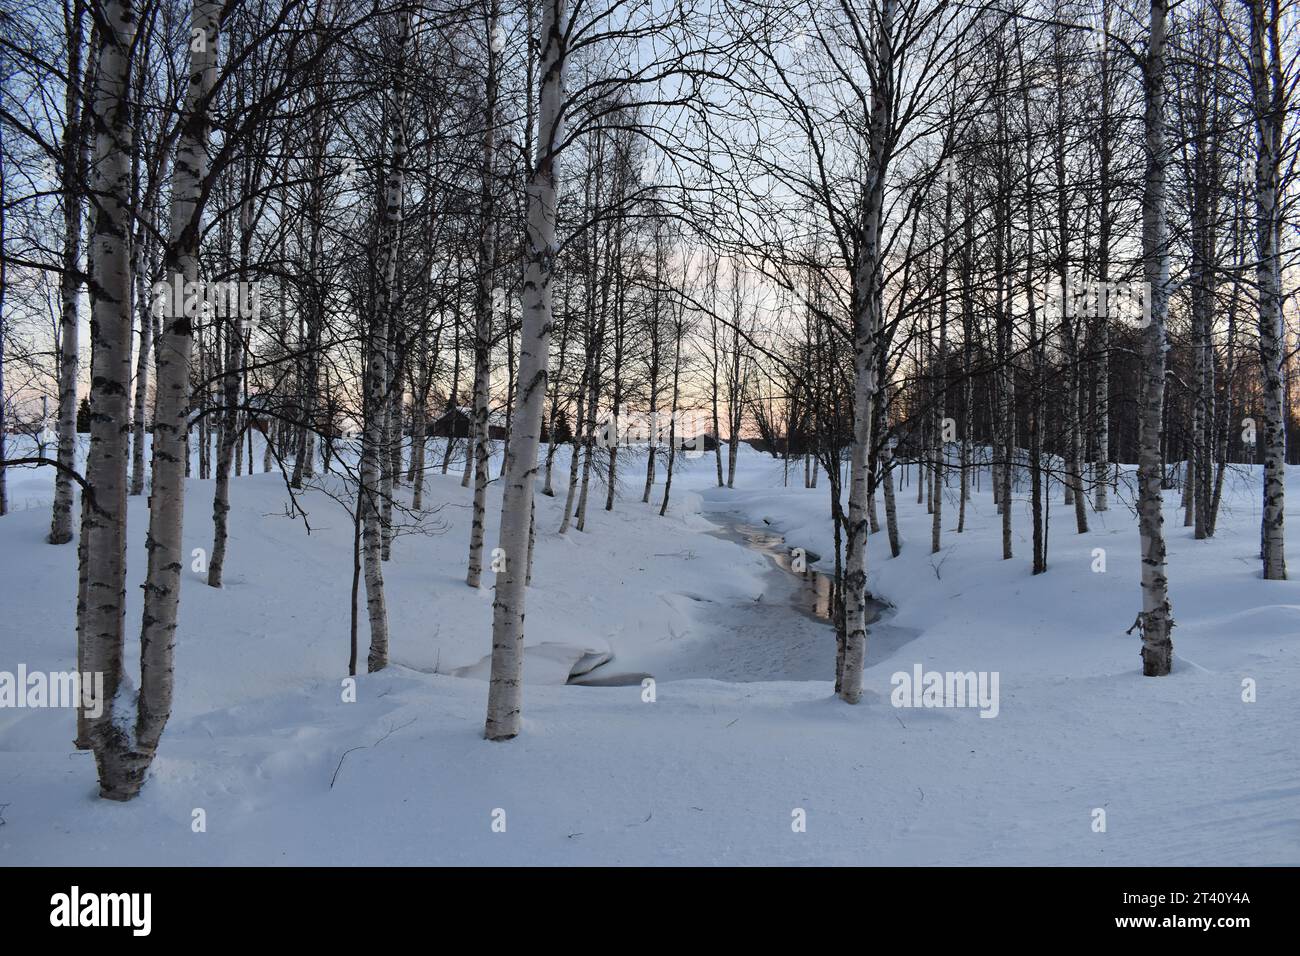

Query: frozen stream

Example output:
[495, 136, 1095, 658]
[570, 508, 911, 685]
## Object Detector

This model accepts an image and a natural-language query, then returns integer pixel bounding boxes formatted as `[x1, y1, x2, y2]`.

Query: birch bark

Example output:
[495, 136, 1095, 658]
[485, 0, 565, 739]
[79, 0, 136, 758]
[1136, 0, 1175, 675]
[364, 12, 413, 669]
[839, 0, 892, 704]
[50, 0, 87, 543]
[93, 0, 221, 799]
[1249, 0, 1287, 580]
[468, 0, 501, 588]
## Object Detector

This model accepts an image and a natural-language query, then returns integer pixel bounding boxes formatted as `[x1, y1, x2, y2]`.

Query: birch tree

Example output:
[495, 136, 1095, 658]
[1247, 0, 1287, 580]
[485, 0, 565, 740]
[363, 10, 413, 671]
[49, 0, 87, 545]
[89, 0, 222, 799]
[838, 0, 895, 705]
[1135, 0, 1175, 676]
[78, 0, 136, 758]
[467, 0, 502, 589]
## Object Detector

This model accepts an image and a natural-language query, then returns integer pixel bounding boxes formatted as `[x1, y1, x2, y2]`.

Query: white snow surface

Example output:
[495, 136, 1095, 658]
[1, 437, 1297, 865]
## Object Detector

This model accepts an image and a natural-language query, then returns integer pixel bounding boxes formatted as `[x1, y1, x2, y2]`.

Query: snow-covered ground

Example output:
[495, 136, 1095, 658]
[1, 437, 1297, 865]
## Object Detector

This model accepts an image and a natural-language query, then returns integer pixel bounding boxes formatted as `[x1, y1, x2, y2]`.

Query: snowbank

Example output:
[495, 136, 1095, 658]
[1, 440, 1296, 864]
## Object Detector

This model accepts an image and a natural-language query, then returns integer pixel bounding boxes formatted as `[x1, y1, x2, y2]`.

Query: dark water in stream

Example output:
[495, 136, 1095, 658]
[703, 516, 841, 624]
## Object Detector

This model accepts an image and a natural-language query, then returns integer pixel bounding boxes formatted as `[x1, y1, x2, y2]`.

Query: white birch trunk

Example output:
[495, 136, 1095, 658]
[1250, 0, 1287, 580]
[485, 0, 565, 739]
[839, 0, 892, 704]
[50, 5, 86, 543]
[79, 0, 135, 760]
[467, 0, 501, 589]
[558, 373, 585, 534]
[94, 0, 220, 799]
[364, 12, 412, 669]
[129, 226, 156, 497]
[1136, 0, 1175, 675]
